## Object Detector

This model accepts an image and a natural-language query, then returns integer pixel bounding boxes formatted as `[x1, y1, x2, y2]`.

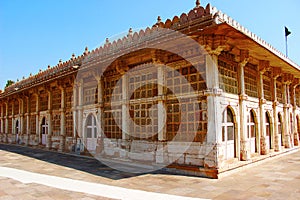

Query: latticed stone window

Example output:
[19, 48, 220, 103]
[245, 63, 258, 98]
[276, 77, 283, 103]
[13, 100, 19, 114]
[52, 114, 60, 136]
[84, 87, 97, 105]
[30, 115, 36, 135]
[30, 96, 36, 112]
[104, 77, 122, 103]
[218, 58, 238, 95]
[40, 92, 48, 111]
[52, 89, 61, 110]
[103, 105, 122, 139]
[263, 71, 272, 101]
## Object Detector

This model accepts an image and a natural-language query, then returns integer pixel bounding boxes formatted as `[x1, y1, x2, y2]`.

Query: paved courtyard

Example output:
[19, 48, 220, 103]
[0, 144, 299, 200]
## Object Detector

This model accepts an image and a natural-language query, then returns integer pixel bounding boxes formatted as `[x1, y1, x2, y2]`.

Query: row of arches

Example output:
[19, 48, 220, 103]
[222, 106, 300, 160]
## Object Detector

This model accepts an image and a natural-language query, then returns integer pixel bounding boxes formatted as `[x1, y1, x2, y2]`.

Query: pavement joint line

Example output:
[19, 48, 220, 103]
[0, 166, 209, 200]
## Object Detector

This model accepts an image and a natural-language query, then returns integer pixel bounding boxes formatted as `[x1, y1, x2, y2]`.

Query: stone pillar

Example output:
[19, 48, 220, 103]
[204, 52, 223, 169]
[292, 80, 299, 146]
[36, 94, 40, 145]
[0, 105, 3, 133]
[157, 65, 167, 141]
[121, 74, 130, 140]
[258, 61, 268, 155]
[45, 90, 52, 149]
[5, 103, 8, 134]
[78, 81, 83, 138]
[272, 68, 281, 151]
[238, 50, 249, 161]
[282, 75, 292, 148]
[72, 84, 78, 150]
[25, 97, 30, 145]
[59, 87, 66, 152]
[96, 77, 104, 154]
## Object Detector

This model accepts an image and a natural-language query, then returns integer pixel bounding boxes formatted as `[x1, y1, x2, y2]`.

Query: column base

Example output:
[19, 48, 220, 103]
[240, 140, 251, 161]
[260, 137, 269, 155]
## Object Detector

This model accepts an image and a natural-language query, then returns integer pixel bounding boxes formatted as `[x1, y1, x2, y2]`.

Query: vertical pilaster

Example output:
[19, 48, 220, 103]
[238, 50, 249, 161]
[122, 74, 129, 140]
[59, 87, 66, 151]
[0, 104, 3, 133]
[96, 77, 104, 154]
[25, 96, 30, 145]
[292, 79, 299, 146]
[272, 68, 281, 151]
[204, 51, 223, 169]
[283, 74, 292, 148]
[258, 61, 268, 155]
[72, 85, 77, 138]
[5, 103, 8, 134]
[78, 81, 83, 138]
[45, 90, 52, 149]
[36, 94, 40, 145]
[157, 65, 166, 141]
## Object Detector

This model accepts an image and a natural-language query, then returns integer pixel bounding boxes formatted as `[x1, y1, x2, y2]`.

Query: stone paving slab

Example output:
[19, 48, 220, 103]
[0, 144, 300, 199]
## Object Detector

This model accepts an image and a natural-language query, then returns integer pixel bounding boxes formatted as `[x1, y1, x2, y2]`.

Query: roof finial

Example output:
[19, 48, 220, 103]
[105, 38, 109, 44]
[127, 28, 133, 37]
[71, 53, 76, 60]
[195, 0, 200, 8]
[84, 47, 89, 55]
[157, 16, 161, 24]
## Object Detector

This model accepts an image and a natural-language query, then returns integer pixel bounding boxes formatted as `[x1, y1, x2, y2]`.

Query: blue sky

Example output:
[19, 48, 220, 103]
[0, 0, 299, 90]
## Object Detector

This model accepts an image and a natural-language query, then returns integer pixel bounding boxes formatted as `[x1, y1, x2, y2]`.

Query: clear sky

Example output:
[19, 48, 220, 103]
[0, 0, 299, 90]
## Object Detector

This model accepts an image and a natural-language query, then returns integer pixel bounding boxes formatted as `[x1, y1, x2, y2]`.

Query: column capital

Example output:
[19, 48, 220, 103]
[259, 60, 270, 74]
[272, 67, 282, 79]
[283, 73, 294, 85]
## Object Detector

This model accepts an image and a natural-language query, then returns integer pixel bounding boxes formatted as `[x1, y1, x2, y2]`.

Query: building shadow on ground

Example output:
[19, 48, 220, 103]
[0, 143, 174, 180]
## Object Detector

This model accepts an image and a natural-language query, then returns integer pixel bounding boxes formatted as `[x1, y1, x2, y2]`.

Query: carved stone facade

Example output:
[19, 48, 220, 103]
[0, 2, 299, 178]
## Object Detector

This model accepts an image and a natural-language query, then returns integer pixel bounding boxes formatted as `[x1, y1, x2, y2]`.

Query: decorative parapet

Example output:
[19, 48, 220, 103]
[1, 1, 299, 98]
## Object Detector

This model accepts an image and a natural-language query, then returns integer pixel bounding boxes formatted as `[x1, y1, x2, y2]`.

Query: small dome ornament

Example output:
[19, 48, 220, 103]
[105, 38, 110, 44]
[157, 16, 161, 24]
[127, 28, 133, 37]
[84, 47, 89, 55]
[195, 0, 200, 8]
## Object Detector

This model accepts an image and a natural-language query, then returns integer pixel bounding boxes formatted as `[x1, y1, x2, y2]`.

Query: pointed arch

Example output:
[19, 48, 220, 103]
[84, 113, 98, 152]
[222, 106, 237, 159]
[265, 111, 273, 149]
[278, 112, 284, 146]
[248, 109, 258, 154]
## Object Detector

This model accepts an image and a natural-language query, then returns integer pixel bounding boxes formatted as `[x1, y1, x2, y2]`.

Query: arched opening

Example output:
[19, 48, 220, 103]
[15, 120, 19, 143]
[222, 107, 236, 159]
[278, 113, 284, 146]
[248, 110, 257, 154]
[297, 115, 300, 141]
[41, 117, 48, 145]
[85, 114, 98, 152]
[265, 112, 272, 149]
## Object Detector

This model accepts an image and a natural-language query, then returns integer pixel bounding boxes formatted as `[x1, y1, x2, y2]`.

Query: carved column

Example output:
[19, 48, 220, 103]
[157, 64, 167, 141]
[292, 79, 299, 146]
[0, 104, 3, 133]
[72, 84, 78, 149]
[204, 49, 223, 169]
[282, 74, 292, 148]
[238, 50, 249, 161]
[121, 73, 129, 140]
[78, 81, 83, 139]
[59, 86, 66, 152]
[95, 77, 104, 154]
[4, 103, 8, 142]
[258, 61, 269, 155]
[272, 68, 281, 151]
[45, 90, 52, 149]
[36, 94, 40, 145]
[25, 96, 30, 145]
